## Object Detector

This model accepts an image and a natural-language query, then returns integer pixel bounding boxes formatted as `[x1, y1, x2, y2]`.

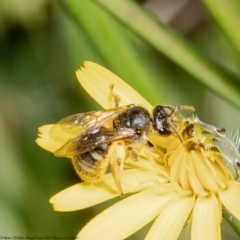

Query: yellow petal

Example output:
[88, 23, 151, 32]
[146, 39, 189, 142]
[169, 150, 184, 183]
[167, 143, 183, 167]
[50, 169, 163, 211]
[187, 151, 208, 196]
[77, 187, 177, 240]
[191, 151, 219, 193]
[145, 194, 195, 240]
[179, 153, 191, 189]
[150, 133, 176, 149]
[36, 124, 64, 152]
[219, 181, 240, 220]
[125, 156, 169, 177]
[191, 193, 221, 240]
[167, 137, 180, 153]
[36, 122, 83, 153]
[76, 61, 152, 111]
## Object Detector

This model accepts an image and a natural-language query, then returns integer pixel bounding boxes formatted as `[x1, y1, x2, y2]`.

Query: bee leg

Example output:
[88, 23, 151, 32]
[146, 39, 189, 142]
[127, 147, 139, 161]
[109, 141, 126, 196]
[109, 84, 121, 107]
[110, 158, 124, 196]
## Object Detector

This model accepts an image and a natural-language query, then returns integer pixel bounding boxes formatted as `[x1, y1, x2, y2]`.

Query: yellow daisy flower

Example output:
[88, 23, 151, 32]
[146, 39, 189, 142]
[37, 62, 240, 240]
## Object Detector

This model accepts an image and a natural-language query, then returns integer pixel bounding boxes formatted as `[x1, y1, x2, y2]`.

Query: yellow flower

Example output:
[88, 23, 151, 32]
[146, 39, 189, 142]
[37, 62, 240, 240]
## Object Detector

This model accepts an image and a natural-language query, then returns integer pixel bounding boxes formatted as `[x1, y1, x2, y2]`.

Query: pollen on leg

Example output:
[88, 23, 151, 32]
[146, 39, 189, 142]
[108, 141, 126, 195]
[127, 147, 139, 161]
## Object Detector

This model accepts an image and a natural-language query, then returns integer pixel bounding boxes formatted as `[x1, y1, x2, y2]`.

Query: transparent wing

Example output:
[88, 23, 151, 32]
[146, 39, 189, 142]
[54, 127, 135, 158]
[49, 106, 129, 143]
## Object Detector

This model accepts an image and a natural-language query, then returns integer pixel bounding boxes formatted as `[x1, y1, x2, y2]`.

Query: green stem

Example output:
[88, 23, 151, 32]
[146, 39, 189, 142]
[223, 210, 240, 237]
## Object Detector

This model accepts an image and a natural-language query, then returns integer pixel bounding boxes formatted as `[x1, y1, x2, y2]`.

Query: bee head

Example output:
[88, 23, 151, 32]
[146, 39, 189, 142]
[152, 105, 173, 135]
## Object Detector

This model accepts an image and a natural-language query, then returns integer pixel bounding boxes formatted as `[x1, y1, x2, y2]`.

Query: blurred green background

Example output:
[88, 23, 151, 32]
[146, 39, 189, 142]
[1, 0, 240, 239]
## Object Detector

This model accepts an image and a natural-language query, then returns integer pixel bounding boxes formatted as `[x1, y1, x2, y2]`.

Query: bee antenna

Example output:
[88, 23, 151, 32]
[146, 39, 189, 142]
[169, 105, 180, 117]
[167, 105, 195, 142]
[167, 106, 182, 142]
[169, 122, 182, 142]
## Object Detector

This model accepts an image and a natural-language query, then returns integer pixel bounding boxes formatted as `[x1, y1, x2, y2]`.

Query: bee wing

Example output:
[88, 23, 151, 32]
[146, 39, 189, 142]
[54, 128, 135, 158]
[49, 106, 128, 143]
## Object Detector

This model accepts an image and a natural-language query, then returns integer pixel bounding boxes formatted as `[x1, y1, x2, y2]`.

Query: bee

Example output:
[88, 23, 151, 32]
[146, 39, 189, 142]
[48, 103, 193, 194]
[48, 104, 153, 195]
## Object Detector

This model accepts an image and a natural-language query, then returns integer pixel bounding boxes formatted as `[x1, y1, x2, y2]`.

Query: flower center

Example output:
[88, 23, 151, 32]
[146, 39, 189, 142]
[163, 122, 234, 196]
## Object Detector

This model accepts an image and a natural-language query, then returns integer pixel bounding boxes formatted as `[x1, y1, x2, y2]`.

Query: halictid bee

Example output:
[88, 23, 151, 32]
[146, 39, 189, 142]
[48, 104, 153, 195]
[46, 101, 240, 194]
[48, 103, 194, 195]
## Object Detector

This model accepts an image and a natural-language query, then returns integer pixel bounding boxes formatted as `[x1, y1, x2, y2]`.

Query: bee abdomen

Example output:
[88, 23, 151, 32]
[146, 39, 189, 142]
[72, 144, 110, 183]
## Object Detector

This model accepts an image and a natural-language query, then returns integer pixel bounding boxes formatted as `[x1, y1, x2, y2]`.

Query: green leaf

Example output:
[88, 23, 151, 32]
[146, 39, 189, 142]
[95, 0, 240, 109]
[202, 0, 240, 55]
[59, 0, 166, 104]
